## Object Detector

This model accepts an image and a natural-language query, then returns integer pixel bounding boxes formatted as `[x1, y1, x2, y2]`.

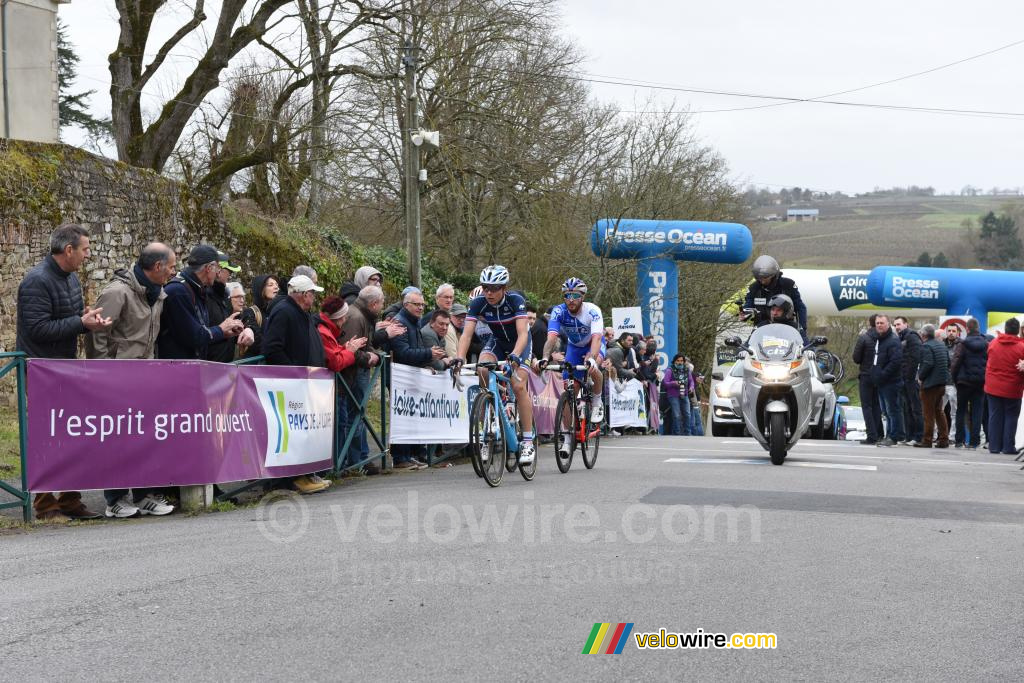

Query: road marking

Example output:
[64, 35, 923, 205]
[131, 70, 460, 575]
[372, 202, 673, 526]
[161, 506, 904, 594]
[601, 444, 1021, 468]
[664, 457, 877, 471]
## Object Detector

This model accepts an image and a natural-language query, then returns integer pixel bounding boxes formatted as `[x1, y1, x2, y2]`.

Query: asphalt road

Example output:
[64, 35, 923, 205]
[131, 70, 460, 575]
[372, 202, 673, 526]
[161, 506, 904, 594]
[2, 435, 1023, 680]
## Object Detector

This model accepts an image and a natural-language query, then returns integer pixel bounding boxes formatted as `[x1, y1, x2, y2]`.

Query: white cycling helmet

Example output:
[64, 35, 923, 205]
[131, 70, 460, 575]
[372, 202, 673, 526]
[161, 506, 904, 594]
[561, 277, 588, 294]
[479, 264, 510, 285]
[469, 286, 484, 299]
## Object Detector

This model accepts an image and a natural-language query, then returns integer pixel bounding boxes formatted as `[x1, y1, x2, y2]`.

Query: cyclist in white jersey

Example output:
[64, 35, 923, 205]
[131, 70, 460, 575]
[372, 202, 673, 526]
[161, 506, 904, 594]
[539, 278, 606, 438]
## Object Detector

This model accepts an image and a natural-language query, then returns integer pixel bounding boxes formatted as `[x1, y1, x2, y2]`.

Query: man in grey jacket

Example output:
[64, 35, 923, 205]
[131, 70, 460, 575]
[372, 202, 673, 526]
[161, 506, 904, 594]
[86, 242, 178, 518]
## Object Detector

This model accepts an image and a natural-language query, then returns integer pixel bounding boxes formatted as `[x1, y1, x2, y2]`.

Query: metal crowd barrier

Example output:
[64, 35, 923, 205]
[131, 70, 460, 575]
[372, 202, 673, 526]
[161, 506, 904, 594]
[0, 352, 29, 522]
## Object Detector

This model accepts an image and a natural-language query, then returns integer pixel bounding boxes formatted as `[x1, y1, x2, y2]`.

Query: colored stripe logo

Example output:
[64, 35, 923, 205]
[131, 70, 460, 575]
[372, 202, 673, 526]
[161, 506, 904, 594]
[268, 390, 289, 454]
[583, 622, 634, 654]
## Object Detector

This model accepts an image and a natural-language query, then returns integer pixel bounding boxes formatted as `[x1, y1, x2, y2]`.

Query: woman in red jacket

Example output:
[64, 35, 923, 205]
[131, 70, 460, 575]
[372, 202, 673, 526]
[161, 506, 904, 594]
[984, 318, 1024, 454]
[318, 296, 367, 373]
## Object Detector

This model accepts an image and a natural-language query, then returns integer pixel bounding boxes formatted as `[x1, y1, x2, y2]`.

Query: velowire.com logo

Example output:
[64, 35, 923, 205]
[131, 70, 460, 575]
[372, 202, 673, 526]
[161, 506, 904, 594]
[582, 622, 634, 654]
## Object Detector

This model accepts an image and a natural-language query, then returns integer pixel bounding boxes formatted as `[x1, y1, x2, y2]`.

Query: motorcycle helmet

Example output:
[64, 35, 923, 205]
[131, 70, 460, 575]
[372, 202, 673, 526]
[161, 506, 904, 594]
[561, 277, 588, 294]
[479, 265, 510, 285]
[752, 255, 780, 280]
[768, 294, 795, 322]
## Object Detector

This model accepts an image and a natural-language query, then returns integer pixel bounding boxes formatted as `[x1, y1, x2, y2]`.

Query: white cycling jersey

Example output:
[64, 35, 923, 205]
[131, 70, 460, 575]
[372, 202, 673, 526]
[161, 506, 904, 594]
[547, 301, 604, 348]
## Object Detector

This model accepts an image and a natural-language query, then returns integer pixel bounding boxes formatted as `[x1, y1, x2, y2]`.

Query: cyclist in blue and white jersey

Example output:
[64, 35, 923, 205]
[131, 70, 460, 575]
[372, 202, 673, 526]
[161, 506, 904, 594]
[541, 277, 606, 441]
[455, 265, 536, 465]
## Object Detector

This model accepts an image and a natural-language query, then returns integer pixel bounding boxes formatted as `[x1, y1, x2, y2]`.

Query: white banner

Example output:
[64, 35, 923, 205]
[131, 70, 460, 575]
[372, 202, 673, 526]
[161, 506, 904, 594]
[612, 306, 644, 338]
[252, 377, 336, 467]
[609, 378, 648, 428]
[390, 364, 478, 444]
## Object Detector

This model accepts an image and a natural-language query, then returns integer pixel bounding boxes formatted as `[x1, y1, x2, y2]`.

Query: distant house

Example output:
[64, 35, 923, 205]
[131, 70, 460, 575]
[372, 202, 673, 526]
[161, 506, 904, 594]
[0, 0, 69, 143]
[786, 208, 819, 222]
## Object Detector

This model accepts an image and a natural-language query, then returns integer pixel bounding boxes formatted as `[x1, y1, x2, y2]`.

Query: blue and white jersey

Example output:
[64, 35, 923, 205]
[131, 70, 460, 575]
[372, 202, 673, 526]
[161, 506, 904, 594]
[547, 302, 604, 348]
[466, 292, 528, 348]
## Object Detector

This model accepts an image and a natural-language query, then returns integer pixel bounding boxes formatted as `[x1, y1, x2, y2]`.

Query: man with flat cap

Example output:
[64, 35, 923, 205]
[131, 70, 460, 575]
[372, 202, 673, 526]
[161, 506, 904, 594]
[158, 244, 244, 359]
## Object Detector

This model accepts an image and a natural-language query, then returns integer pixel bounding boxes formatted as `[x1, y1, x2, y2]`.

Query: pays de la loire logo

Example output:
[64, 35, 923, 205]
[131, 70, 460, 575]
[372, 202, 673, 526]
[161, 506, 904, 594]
[267, 390, 290, 454]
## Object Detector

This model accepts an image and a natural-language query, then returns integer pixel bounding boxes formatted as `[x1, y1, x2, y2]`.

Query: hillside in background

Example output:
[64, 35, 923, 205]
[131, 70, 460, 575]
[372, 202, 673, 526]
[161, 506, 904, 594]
[752, 195, 1024, 270]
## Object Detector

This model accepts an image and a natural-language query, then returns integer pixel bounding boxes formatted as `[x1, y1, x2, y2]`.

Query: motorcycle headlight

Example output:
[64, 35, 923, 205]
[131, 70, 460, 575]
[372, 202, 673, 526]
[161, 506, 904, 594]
[760, 363, 791, 381]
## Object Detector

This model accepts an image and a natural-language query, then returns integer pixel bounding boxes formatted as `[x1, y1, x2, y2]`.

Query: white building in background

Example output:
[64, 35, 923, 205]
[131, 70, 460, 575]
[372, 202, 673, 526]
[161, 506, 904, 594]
[0, 0, 69, 143]
[786, 208, 819, 222]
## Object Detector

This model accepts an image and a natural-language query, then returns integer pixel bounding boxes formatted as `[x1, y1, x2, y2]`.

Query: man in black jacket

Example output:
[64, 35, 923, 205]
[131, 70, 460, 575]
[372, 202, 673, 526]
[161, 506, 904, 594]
[157, 244, 243, 359]
[852, 314, 903, 444]
[950, 318, 988, 449]
[390, 289, 446, 469]
[205, 251, 249, 362]
[262, 275, 326, 368]
[916, 324, 951, 448]
[893, 316, 924, 445]
[741, 255, 808, 333]
[262, 274, 329, 494]
[16, 224, 111, 520]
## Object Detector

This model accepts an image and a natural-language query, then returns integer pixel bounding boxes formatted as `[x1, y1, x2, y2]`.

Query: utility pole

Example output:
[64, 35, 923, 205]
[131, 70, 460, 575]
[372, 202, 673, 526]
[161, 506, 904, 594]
[402, 40, 421, 289]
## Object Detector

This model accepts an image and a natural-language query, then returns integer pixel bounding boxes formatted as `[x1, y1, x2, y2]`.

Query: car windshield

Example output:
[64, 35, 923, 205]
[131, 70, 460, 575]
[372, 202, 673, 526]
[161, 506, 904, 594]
[748, 324, 803, 362]
[729, 363, 743, 377]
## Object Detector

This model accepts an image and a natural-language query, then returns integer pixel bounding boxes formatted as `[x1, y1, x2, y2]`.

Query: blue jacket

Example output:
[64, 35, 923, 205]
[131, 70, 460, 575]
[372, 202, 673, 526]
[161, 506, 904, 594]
[390, 308, 433, 367]
[157, 268, 225, 359]
[951, 332, 988, 387]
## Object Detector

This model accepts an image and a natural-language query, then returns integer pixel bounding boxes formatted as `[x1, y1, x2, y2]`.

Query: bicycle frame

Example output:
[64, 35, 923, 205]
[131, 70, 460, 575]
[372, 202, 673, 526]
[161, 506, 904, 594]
[461, 362, 520, 453]
[547, 362, 603, 442]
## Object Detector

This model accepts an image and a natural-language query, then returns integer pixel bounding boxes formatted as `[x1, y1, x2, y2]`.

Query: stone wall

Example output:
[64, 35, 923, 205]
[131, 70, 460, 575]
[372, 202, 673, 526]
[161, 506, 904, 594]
[0, 140, 313, 355]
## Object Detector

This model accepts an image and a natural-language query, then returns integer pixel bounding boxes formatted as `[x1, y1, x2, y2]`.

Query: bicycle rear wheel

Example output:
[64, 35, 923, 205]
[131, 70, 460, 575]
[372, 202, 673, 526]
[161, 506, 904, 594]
[553, 390, 575, 473]
[472, 391, 504, 486]
[582, 402, 600, 470]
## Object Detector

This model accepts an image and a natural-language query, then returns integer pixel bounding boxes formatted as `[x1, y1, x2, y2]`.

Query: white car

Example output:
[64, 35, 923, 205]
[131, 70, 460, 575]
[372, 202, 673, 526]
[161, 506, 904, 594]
[842, 404, 867, 441]
[710, 362, 745, 437]
[711, 356, 840, 439]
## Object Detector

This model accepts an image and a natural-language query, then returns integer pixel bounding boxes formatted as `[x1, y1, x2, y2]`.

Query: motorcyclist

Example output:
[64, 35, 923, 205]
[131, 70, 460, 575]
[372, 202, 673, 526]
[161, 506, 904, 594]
[741, 255, 808, 333]
[767, 294, 807, 343]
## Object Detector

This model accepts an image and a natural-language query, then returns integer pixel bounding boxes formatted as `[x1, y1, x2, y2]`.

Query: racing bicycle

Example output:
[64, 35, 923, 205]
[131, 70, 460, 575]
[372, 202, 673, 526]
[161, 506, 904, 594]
[541, 360, 602, 473]
[453, 361, 533, 487]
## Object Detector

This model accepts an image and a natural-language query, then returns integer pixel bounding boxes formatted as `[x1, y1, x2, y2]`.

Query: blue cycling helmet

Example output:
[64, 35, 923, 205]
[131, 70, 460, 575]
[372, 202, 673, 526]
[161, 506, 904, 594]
[561, 277, 588, 294]
[479, 265, 510, 285]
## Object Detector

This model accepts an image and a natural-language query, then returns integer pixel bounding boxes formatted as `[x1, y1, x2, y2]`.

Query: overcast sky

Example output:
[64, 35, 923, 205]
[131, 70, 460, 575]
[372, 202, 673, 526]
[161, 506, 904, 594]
[61, 1, 1024, 195]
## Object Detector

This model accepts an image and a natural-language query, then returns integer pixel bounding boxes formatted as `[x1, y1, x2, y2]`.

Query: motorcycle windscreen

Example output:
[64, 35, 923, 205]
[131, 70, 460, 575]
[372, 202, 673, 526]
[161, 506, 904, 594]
[749, 324, 803, 361]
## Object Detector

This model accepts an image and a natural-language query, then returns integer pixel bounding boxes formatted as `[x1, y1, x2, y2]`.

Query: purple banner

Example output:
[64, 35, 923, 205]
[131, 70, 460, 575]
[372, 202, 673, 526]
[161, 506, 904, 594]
[527, 371, 564, 436]
[27, 359, 335, 492]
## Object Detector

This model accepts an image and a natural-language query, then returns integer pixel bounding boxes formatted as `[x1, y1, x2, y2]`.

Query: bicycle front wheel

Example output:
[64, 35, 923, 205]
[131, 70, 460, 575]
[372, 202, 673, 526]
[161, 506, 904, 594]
[582, 402, 600, 470]
[472, 391, 504, 487]
[553, 390, 575, 473]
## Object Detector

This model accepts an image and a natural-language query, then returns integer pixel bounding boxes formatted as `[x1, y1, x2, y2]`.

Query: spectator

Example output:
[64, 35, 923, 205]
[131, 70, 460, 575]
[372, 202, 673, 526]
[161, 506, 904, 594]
[318, 296, 367, 373]
[339, 285, 396, 473]
[85, 243, 178, 519]
[983, 318, 1024, 455]
[269, 265, 317, 313]
[449, 302, 471, 359]
[16, 223, 111, 521]
[871, 315, 905, 447]
[340, 265, 383, 304]
[892, 316, 924, 445]
[421, 309, 456, 371]
[662, 353, 690, 435]
[157, 244, 243, 359]
[950, 318, 987, 449]
[607, 332, 636, 382]
[942, 325, 961, 442]
[390, 289, 446, 469]
[425, 283, 459, 357]
[226, 281, 255, 357]
[239, 275, 279, 359]
[852, 314, 883, 444]
[262, 275, 330, 494]
[383, 285, 421, 321]
[526, 304, 548, 360]
[637, 336, 659, 383]
[916, 324, 950, 449]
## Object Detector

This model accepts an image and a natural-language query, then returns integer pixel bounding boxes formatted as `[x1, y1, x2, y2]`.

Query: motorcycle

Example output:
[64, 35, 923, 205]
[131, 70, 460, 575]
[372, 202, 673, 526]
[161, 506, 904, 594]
[724, 324, 833, 465]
